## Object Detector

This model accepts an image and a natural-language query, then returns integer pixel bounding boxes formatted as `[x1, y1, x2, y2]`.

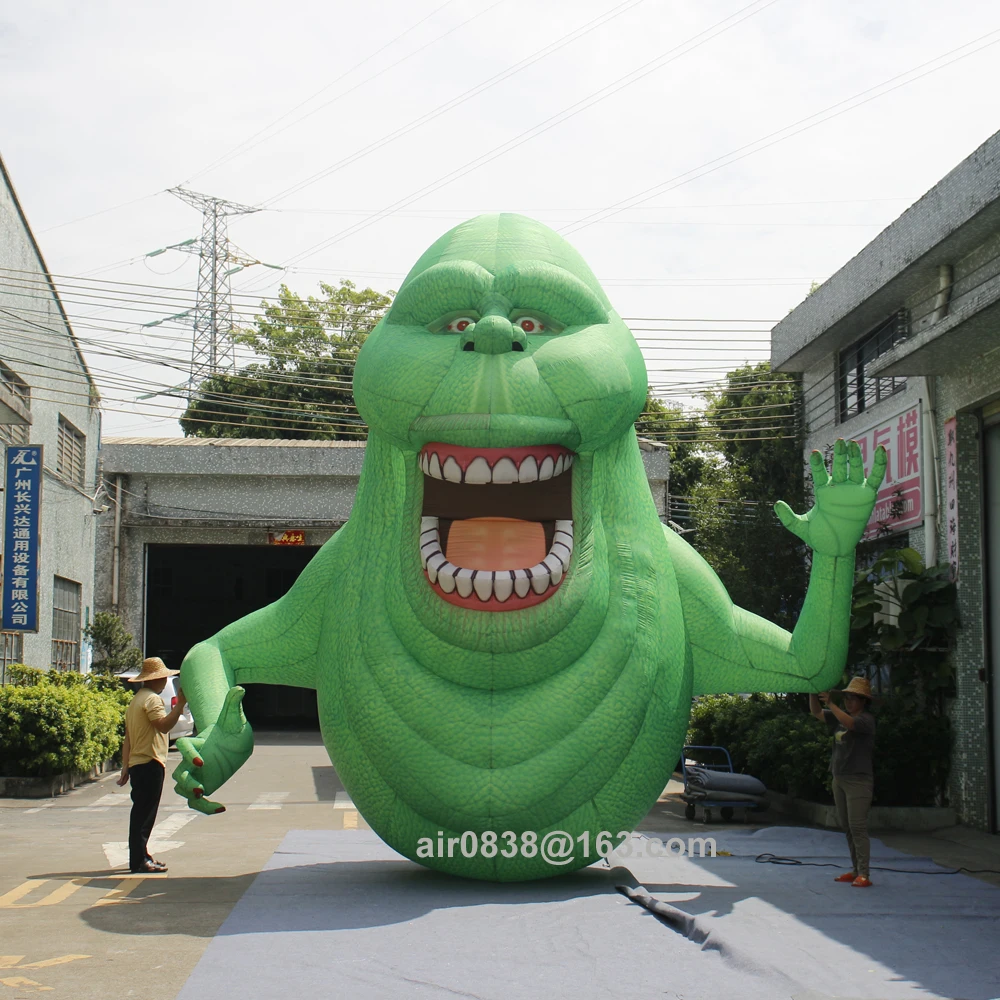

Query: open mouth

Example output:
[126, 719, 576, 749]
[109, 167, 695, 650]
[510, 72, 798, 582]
[418, 442, 574, 611]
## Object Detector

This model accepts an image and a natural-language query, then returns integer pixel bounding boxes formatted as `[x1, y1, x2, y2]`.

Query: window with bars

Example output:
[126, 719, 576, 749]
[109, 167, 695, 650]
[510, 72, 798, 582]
[57, 415, 86, 487]
[0, 361, 30, 449]
[838, 312, 908, 422]
[1, 631, 24, 685]
[51, 576, 82, 671]
[0, 419, 29, 449]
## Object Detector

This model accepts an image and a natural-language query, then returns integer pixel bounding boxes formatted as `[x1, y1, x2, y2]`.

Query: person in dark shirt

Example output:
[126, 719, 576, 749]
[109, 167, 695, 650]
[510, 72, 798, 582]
[809, 677, 876, 887]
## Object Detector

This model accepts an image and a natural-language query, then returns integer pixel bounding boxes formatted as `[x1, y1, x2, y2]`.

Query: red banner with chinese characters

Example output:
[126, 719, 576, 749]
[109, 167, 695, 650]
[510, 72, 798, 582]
[943, 416, 958, 579]
[849, 403, 923, 540]
[268, 530, 306, 546]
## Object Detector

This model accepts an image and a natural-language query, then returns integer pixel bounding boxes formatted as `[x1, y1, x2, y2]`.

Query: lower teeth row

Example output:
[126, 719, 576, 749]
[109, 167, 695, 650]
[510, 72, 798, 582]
[419, 517, 573, 602]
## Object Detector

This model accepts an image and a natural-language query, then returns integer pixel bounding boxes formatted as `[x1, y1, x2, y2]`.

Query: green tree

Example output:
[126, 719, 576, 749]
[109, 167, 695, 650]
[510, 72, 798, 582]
[180, 280, 393, 440]
[635, 394, 711, 504]
[84, 612, 142, 675]
[688, 361, 806, 627]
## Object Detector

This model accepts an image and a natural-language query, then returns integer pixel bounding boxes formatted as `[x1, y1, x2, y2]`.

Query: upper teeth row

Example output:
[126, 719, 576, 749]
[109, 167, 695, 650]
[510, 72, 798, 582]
[419, 452, 573, 484]
[419, 516, 573, 602]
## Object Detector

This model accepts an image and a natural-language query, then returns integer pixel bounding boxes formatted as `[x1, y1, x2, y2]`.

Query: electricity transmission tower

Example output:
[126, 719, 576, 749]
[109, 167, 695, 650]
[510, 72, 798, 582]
[157, 186, 276, 395]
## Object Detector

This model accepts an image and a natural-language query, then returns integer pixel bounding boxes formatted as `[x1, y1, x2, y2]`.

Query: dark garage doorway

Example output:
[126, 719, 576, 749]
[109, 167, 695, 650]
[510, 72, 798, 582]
[144, 544, 321, 728]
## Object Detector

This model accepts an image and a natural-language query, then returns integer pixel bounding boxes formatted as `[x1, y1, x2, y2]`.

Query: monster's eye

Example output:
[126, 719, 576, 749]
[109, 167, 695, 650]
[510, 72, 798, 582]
[511, 312, 563, 334]
[443, 316, 476, 333]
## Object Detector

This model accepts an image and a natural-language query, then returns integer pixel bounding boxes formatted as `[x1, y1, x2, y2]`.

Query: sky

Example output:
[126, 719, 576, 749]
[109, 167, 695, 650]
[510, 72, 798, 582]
[1, 0, 999, 437]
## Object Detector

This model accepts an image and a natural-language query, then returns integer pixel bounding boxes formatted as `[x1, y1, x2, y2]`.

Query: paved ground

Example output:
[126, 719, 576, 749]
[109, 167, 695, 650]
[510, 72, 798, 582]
[1, 733, 998, 999]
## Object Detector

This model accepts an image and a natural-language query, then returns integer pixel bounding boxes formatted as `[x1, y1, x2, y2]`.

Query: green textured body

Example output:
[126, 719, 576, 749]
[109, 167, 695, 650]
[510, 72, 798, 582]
[173, 215, 885, 881]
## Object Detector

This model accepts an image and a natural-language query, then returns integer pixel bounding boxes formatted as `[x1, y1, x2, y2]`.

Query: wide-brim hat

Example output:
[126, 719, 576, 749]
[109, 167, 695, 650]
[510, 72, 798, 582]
[835, 676, 873, 701]
[128, 657, 179, 683]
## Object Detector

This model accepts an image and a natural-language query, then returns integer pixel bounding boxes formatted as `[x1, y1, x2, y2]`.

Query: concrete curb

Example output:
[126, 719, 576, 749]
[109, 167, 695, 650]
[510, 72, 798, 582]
[766, 789, 957, 832]
[668, 773, 958, 831]
[0, 759, 118, 798]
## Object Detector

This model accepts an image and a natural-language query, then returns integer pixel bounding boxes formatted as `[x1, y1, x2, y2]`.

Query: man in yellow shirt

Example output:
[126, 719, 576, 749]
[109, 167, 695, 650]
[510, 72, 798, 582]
[117, 657, 189, 874]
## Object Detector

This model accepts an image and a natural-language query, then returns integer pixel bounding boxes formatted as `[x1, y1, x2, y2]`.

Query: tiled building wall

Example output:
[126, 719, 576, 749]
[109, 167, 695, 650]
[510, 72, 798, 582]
[800, 338, 998, 828]
[933, 352, 1000, 829]
[0, 166, 101, 672]
[906, 230, 1000, 337]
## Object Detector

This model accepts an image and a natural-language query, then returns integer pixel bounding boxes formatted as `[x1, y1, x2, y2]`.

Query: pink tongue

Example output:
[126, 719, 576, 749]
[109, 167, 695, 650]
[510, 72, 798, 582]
[445, 517, 546, 571]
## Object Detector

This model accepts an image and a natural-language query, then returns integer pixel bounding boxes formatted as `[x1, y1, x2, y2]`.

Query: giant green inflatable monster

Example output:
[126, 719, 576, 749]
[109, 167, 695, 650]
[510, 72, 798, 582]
[173, 214, 885, 881]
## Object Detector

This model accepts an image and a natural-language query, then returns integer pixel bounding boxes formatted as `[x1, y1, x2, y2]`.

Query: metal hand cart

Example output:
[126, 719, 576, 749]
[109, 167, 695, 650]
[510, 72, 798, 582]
[680, 744, 764, 824]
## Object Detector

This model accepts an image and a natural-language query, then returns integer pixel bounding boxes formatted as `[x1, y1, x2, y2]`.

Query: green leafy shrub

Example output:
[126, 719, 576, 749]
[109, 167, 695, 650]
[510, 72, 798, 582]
[745, 715, 833, 801]
[4, 664, 45, 686]
[3, 664, 130, 708]
[871, 703, 951, 806]
[848, 548, 956, 805]
[687, 694, 790, 772]
[84, 612, 142, 675]
[686, 693, 951, 806]
[0, 681, 126, 777]
[86, 673, 132, 709]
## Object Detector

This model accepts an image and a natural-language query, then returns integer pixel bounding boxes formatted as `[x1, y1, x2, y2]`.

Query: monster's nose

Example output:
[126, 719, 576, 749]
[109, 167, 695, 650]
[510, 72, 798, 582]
[462, 313, 527, 355]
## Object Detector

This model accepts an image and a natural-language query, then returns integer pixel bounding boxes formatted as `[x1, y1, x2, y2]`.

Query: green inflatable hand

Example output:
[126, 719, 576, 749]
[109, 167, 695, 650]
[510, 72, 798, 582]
[774, 439, 887, 557]
[172, 687, 252, 814]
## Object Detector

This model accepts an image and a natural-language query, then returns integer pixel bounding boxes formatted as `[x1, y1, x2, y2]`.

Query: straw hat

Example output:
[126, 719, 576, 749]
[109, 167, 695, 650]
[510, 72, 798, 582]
[835, 676, 873, 701]
[128, 657, 179, 683]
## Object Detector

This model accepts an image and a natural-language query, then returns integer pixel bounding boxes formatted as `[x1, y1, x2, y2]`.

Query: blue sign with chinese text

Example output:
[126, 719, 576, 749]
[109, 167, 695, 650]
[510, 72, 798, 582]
[3, 445, 42, 632]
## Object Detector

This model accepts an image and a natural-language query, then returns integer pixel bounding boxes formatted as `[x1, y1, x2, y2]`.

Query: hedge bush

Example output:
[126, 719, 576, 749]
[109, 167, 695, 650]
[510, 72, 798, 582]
[5, 663, 130, 708]
[871, 703, 951, 807]
[0, 669, 127, 777]
[686, 694, 791, 773]
[744, 714, 832, 802]
[686, 693, 951, 807]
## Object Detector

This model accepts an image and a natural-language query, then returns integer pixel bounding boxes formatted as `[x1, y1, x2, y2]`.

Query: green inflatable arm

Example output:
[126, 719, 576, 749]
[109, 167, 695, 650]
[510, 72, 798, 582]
[667, 439, 886, 696]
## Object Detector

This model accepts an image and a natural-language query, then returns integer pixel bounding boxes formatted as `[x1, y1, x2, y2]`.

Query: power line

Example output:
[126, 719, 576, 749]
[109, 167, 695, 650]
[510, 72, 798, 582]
[560, 25, 1000, 235]
[0, 263, 804, 313]
[244, 0, 779, 281]
[182, 0, 505, 184]
[1, 318, 804, 434]
[38, 191, 164, 234]
[274, 196, 911, 215]
[2, 302, 792, 393]
[5, 327, 799, 418]
[262, 0, 649, 205]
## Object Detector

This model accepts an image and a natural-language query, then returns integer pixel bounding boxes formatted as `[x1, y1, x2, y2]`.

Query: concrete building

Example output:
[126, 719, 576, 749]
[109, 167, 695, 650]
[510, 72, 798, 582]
[772, 129, 1000, 833]
[96, 435, 670, 723]
[0, 154, 102, 681]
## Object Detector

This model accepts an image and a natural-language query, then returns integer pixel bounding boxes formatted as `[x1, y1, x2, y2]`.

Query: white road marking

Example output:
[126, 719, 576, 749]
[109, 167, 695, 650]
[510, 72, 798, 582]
[103, 810, 200, 868]
[74, 792, 130, 813]
[248, 791, 289, 811]
[151, 811, 198, 839]
[333, 792, 354, 810]
[24, 803, 54, 814]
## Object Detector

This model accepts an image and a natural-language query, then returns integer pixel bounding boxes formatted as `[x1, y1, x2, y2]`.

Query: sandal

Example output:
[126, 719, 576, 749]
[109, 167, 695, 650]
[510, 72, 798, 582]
[834, 872, 857, 882]
[851, 875, 872, 887]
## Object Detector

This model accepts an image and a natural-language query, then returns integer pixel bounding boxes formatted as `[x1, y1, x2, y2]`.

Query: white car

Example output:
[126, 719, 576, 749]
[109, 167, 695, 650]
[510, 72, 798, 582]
[117, 672, 195, 743]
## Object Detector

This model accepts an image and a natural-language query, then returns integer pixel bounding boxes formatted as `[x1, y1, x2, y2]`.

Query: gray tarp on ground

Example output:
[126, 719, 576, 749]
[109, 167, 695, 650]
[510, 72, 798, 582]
[175, 827, 1000, 1000]
[684, 766, 768, 796]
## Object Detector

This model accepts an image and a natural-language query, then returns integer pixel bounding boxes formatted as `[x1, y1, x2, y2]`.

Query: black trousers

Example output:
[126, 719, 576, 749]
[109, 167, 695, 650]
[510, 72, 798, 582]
[128, 761, 164, 870]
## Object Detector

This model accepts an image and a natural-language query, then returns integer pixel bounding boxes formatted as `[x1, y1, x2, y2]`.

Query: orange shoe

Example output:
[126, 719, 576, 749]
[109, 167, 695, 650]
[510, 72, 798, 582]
[851, 876, 872, 887]
[834, 872, 857, 882]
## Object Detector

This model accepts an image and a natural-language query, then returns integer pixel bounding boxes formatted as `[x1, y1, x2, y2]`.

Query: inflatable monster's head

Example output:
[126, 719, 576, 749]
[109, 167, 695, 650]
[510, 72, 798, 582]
[353, 214, 649, 617]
